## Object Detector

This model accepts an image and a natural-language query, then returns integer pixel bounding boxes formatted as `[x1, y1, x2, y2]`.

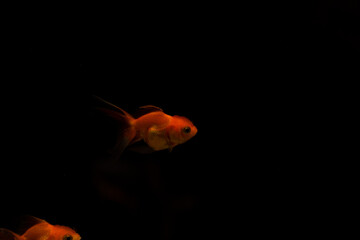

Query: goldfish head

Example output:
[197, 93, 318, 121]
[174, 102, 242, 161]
[143, 114, 198, 151]
[169, 115, 197, 145]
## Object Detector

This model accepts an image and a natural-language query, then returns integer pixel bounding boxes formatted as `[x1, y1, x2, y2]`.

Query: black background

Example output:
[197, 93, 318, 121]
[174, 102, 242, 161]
[1, 1, 358, 239]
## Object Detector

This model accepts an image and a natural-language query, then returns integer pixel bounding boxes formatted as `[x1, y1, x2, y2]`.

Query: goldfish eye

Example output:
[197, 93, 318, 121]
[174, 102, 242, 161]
[182, 126, 191, 134]
[63, 235, 73, 240]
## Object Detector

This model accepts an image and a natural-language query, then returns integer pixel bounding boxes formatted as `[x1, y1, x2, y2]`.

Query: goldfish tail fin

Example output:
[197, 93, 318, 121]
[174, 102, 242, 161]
[110, 125, 136, 161]
[0, 228, 23, 240]
[93, 95, 134, 120]
[93, 96, 136, 160]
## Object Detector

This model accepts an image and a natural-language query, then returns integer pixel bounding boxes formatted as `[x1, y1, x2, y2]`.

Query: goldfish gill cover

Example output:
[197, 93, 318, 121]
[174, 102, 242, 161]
[1, 2, 358, 239]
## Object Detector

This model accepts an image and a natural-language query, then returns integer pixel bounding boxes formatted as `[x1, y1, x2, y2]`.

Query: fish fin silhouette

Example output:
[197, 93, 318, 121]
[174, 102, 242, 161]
[93, 95, 134, 119]
[0, 228, 22, 240]
[94, 114, 136, 161]
[131, 105, 163, 119]
[109, 125, 137, 161]
[96, 108, 133, 125]
[139, 105, 163, 111]
[93, 97, 137, 160]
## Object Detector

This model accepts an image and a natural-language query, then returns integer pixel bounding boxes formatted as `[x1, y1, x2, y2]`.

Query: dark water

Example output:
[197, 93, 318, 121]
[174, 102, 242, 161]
[1, 1, 358, 239]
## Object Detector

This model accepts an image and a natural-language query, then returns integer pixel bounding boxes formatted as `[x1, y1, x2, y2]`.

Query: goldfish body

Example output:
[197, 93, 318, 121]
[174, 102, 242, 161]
[0, 216, 81, 240]
[95, 96, 197, 157]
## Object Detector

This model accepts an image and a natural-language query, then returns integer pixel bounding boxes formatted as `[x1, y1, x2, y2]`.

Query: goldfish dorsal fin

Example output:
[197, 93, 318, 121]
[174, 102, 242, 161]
[0, 228, 22, 240]
[131, 105, 163, 118]
[16, 216, 47, 235]
[139, 105, 163, 111]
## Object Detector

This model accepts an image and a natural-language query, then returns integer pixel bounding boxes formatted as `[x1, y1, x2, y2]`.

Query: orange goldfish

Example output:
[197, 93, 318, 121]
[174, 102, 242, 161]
[0, 216, 81, 240]
[94, 96, 198, 157]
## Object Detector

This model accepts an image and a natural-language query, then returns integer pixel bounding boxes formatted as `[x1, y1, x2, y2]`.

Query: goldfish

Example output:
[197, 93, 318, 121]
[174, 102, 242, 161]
[94, 96, 198, 157]
[0, 216, 81, 240]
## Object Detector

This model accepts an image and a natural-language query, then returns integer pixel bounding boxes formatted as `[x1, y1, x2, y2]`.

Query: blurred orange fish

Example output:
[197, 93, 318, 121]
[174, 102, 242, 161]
[95, 96, 198, 158]
[0, 216, 81, 240]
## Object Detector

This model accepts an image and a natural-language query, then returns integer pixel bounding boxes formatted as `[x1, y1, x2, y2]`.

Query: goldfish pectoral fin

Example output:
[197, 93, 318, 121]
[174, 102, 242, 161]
[131, 105, 163, 118]
[165, 133, 175, 152]
[168, 144, 177, 152]
[0, 228, 22, 240]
